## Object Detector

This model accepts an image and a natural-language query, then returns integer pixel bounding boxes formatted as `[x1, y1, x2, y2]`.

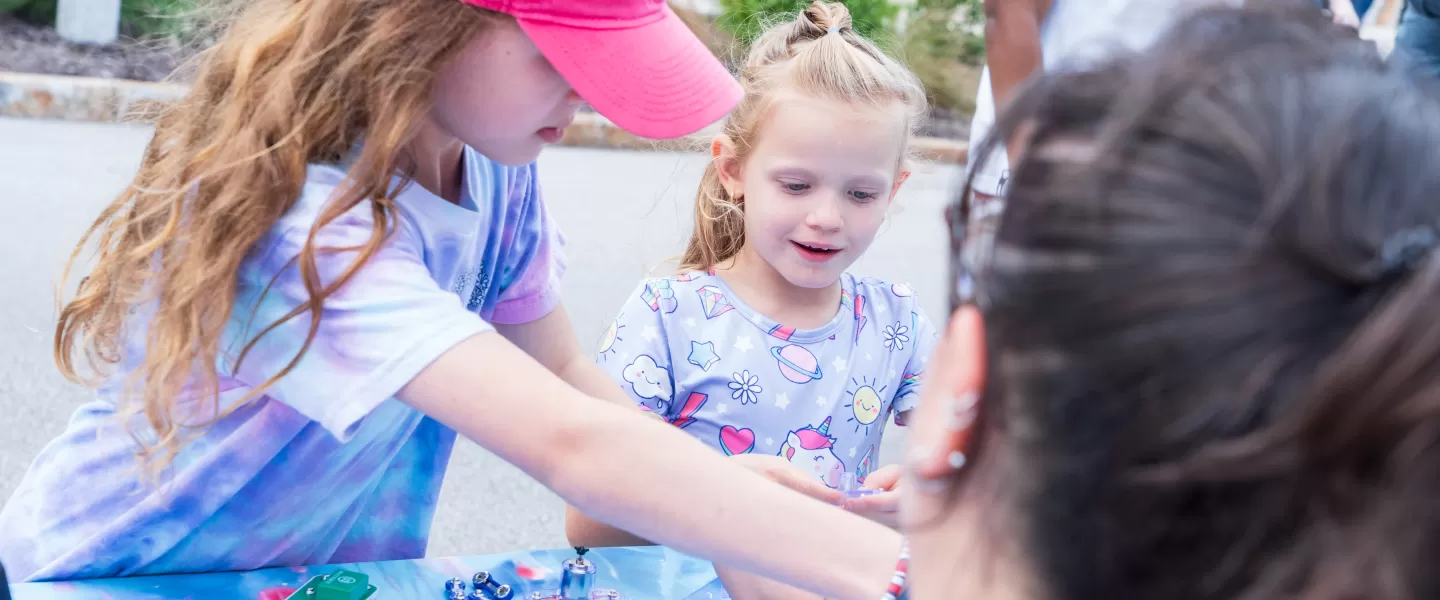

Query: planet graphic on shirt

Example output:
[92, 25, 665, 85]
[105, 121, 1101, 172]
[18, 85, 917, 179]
[771, 344, 822, 384]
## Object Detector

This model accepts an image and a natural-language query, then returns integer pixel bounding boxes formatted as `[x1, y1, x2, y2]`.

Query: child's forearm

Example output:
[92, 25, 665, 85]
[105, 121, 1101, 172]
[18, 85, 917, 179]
[564, 505, 654, 548]
[554, 348, 666, 548]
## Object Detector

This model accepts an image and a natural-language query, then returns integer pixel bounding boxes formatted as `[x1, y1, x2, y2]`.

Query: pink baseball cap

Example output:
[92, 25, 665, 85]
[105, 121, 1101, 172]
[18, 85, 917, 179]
[465, 0, 743, 139]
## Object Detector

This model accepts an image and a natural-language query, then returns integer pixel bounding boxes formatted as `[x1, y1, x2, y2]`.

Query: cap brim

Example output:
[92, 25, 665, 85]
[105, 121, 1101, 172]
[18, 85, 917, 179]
[518, 6, 742, 140]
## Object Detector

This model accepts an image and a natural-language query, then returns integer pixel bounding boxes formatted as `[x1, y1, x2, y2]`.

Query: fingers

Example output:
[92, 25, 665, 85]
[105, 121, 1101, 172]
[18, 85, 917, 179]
[845, 491, 902, 528]
[860, 464, 903, 491]
[844, 490, 900, 514]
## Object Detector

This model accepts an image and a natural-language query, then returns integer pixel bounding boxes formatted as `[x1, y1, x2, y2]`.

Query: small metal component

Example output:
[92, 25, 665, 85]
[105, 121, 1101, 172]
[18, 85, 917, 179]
[446, 576, 468, 600]
[559, 555, 597, 600]
[468, 570, 512, 599]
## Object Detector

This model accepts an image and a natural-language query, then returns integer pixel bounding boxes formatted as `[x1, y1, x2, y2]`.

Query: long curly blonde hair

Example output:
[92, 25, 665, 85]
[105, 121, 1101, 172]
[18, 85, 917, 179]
[679, 0, 927, 272]
[55, 0, 501, 472]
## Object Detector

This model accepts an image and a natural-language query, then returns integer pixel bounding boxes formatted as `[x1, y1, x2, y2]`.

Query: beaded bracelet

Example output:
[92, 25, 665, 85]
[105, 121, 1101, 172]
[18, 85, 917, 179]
[882, 540, 911, 600]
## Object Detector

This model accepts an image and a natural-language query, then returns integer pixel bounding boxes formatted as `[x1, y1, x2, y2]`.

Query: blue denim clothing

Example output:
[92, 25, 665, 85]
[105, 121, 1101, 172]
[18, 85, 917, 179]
[1397, 1, 1440, 80]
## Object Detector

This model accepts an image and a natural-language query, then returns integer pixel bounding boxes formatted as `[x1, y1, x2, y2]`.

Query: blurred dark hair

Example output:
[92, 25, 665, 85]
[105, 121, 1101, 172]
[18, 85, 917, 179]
[954, 3, 1440, 599]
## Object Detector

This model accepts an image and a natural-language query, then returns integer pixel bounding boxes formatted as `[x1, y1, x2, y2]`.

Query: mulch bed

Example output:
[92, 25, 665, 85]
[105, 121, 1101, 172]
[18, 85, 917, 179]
[0, 14, 193, 82]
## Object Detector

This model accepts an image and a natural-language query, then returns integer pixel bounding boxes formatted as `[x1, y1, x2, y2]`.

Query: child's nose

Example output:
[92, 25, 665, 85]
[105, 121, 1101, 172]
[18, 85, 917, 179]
[805, 196, 844, 231]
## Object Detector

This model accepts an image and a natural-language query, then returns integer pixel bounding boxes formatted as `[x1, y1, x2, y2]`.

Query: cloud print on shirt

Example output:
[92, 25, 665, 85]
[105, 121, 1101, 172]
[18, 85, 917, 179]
[623, 355, 672, 402]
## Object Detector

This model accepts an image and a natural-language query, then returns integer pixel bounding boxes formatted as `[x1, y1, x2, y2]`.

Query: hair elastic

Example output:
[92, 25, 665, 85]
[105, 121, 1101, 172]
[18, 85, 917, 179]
[828, 26, 840, 34]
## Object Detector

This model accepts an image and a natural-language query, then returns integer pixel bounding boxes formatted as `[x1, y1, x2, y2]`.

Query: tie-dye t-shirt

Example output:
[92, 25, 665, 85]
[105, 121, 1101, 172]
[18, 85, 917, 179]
[0, 147, 565, 582]
[596, 272, 936, 488]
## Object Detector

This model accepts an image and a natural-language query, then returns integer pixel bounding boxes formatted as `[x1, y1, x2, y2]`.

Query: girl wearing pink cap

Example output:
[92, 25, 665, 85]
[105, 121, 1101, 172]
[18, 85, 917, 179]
[0, 0, 904, 597]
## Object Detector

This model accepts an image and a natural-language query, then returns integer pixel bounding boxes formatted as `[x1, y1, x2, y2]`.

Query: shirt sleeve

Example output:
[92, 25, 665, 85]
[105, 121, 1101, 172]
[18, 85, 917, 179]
[489, 163, 568, 325]
[225, 199, 491, 442]
[595, 279, 677, 418]
[892, 306, 939, 425]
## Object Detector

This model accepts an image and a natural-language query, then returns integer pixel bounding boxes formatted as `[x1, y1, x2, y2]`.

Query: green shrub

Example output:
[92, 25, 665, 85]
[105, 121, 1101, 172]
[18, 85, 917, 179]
[901, 0, 985, 113]
[0, 0, 54, 25]
[121, 0, 196, 37]
[718, 0, 899, 46]
[715, 0, 984, 115]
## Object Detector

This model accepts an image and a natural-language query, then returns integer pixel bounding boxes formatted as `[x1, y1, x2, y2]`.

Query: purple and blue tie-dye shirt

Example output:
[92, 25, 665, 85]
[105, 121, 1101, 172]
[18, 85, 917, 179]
[0, 147, 565, 582]
[596, 272, 936, 489]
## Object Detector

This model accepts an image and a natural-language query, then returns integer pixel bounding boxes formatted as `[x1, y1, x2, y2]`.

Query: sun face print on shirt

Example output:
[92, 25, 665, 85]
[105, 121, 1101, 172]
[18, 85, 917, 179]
[597, 318, 624, 362]
[845, 377, 886, 435]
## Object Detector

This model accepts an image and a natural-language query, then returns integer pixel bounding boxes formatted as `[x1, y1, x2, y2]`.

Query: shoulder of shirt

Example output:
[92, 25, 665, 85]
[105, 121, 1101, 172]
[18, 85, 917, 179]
[268, 163, 425, 244]
[851, 274, 925, 313]
[620, 271, 719, 326]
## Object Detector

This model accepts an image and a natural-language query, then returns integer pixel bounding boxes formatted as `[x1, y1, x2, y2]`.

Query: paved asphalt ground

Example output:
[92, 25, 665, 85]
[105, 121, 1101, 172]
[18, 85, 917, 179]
[0, 117, 958, 557]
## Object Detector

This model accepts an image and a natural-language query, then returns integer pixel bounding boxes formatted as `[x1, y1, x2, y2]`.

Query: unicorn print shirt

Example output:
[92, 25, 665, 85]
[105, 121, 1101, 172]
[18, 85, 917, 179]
[0, 147, 565, 581]
[597, 272, 937, 488]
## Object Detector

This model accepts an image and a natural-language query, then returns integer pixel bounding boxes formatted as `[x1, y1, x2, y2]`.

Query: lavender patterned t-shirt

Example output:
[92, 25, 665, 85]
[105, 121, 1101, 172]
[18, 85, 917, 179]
[0, 147, 566, 581]
[597, 272, 936, 488]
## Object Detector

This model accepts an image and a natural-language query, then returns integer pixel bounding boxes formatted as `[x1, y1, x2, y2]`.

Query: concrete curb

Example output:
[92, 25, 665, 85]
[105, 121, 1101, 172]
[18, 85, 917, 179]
[0, 71, 968, 164]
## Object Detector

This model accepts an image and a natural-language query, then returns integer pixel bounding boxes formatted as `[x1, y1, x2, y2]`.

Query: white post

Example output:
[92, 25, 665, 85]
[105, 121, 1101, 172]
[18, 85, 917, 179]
[56, 0, 122, 45]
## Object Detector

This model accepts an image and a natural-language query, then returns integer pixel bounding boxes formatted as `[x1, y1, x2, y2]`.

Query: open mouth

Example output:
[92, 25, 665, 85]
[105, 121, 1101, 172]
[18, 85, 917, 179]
[792, 241, 841, 262]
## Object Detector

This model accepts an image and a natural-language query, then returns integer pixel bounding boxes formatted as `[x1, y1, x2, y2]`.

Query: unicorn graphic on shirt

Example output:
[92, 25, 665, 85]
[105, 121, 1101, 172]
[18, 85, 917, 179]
[778, 417, 846, 488]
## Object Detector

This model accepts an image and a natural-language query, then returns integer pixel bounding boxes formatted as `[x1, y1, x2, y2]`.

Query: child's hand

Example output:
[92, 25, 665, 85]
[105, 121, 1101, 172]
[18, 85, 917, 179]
[731, 454, 845, 505]
[843, 465, 902, 528]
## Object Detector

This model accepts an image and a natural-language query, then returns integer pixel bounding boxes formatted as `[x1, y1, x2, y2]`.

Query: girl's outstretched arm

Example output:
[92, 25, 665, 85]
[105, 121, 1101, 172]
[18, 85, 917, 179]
[399, 331, 902, 600]
[494, 307, 658, 548]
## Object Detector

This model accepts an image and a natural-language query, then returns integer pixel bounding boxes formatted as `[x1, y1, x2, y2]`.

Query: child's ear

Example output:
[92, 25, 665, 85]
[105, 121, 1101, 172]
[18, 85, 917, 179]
[712, 135, 744, 199]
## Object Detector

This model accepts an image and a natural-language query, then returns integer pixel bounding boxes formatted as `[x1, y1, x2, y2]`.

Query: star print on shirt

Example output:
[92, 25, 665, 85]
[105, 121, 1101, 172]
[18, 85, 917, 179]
[849, 447, 857, 458]
[684, 318, 697, 328]
[817, 395, 828, 407]
[766, 437, 775, 447]
[716, 403, 730, 416]
[775, 393, 790, 409]
[833, 357, 848, 373]
[688, 341, 720, 371]
[641, 326, 659, 342]
[734, 336, 754, 353]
